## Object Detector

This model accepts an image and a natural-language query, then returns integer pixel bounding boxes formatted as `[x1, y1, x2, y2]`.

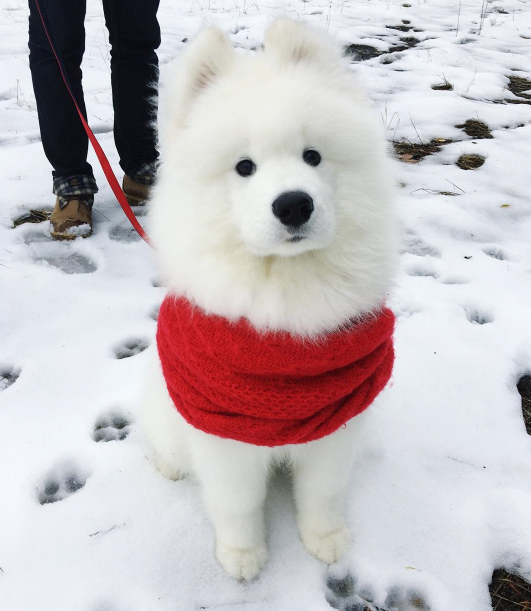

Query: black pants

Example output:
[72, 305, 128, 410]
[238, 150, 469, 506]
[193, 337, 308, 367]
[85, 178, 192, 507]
[28, 0, 160, 197]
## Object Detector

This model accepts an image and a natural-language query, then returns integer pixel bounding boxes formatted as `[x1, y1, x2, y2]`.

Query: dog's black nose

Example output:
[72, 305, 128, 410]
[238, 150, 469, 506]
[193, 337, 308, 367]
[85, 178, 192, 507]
[272, 191, 314, 228]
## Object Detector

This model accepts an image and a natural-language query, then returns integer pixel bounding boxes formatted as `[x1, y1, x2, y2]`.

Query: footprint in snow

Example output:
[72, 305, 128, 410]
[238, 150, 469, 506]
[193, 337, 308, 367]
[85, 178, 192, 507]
[483, 247, 507, 261]
[93, 412, 131, 442]
[401, 234, 440, 258]
[0, 365, 20, 391]
[406, 264, 439, 279]
[38, 466, 89, 505]
[22, 229, 52, 244]
[326, 572, 356, 608]
[109, 222, 142, 243]
[150, 304, 160, 321]
[439, 274, 470, 285]
[37, 252, 97, 274]
[465, 308, 493, 325]
[325, 570, 430, 610]
[113, 338, 149, 360]
[231, 24, 248, 34]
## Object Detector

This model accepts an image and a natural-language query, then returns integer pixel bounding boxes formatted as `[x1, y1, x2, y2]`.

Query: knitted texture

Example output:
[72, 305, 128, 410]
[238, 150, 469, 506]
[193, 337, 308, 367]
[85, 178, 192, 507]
[156, 297, 395, 447]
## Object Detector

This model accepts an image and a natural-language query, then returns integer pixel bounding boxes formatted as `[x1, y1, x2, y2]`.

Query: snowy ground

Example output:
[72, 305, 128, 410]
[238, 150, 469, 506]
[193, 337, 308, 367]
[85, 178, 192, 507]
[1, 0, 531, 609]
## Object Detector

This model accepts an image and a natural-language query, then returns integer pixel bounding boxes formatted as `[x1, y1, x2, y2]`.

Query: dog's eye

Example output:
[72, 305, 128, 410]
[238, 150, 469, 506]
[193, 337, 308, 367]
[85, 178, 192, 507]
[303, 149, 321, 167]
[235, 159, 256, 177]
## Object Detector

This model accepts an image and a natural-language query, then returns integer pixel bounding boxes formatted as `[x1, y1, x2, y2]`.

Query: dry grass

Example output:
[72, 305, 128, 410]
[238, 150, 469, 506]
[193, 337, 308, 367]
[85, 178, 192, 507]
[490, 569, 531, 610]
[508, 75, 531, 99]
[456, 153, 485, 170]
[13, 208, 51, 227]
[394, 138, 452, 163]
[386, 24, 412, 32]
[456, 119, 493, 139]
[388, 36, 421, 53]
[400, 36, 420, 48]
[344, 44, 382, 61]
[432, 80, 453, 91]
[517, 375, 531, 435]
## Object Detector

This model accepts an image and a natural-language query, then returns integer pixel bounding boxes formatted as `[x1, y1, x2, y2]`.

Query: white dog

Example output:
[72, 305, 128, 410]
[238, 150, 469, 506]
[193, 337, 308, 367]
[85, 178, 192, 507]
[141, 19, 396, 581]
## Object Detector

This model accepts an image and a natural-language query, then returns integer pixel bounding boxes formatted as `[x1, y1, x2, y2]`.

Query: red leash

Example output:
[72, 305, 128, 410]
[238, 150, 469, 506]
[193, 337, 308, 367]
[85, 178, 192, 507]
[33, 0, 150, 245]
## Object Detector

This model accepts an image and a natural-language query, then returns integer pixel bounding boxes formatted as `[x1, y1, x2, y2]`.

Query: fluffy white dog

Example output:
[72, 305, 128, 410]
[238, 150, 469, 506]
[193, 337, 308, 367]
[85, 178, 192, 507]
[141, 19, 396, 581]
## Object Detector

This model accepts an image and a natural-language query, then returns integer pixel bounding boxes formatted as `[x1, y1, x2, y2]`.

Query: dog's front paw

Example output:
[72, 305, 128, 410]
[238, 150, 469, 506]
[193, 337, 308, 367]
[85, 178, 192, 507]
[216, 541, 268, 581]
[152, 451, 185, 481]
[300, 523, 350, 564]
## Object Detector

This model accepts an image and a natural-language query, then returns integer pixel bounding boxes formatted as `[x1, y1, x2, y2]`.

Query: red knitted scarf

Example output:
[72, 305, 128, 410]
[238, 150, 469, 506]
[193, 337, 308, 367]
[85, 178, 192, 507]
[156, 297, 395, 447]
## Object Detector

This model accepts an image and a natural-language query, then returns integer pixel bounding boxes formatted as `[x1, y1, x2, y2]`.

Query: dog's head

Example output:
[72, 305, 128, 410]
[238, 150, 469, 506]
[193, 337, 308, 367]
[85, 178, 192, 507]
[159, 19, 391, 258]
[152, 20, 395, 334]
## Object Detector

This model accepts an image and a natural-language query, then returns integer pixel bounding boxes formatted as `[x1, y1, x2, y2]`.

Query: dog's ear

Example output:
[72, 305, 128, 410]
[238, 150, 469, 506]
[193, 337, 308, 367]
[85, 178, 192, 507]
[168, 28, 235, 130]
[181, 27, 235, 94]
[264, 19, 343, 67]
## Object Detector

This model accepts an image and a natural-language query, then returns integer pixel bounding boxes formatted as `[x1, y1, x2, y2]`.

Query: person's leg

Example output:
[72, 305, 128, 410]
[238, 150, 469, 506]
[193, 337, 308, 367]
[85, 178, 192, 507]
[102, 0, 160, 189]
[28, 0, 98, 201]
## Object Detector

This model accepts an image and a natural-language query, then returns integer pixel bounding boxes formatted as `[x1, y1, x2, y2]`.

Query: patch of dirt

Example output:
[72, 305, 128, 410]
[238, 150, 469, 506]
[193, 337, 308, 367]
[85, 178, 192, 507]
[456, 154, 485, 170]
[507, 75, 531, 99]
[388, 36, 420, 53]
[489, 569, 531, 610]
[388, 45, 407, 53]
[394, 138, 452, 163]
[13, 208, 51, 228]
[386, 24, 412, 32]
[503, 98, 531, 106]
[456, 119, 493, 139]
[517, 375, 531, 435]
[400, 36, 421, 48]
[344, 44, 382, 61]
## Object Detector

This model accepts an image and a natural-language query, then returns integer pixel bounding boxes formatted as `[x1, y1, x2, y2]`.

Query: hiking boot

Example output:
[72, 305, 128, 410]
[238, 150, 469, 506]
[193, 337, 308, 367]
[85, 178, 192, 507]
[50, 197, 93, 240]
[123, 174, 150, 206]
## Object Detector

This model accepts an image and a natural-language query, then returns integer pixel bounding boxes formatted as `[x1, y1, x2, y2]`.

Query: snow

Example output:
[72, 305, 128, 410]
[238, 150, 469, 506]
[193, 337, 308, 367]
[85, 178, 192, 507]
[60, 223, 93, 238]
[1, 0, 531, 610]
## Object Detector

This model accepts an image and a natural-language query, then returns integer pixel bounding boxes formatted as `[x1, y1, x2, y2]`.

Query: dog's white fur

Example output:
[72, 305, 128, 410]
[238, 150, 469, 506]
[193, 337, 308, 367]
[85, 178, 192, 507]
[141, 19, 396, 580]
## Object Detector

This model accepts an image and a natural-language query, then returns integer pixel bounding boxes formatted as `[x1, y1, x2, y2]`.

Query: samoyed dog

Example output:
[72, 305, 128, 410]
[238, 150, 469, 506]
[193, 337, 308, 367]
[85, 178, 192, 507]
[141, 19, 396, 580]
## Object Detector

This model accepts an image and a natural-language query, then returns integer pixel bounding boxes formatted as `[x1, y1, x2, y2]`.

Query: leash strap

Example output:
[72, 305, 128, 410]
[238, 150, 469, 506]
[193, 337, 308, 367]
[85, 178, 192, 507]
[33, 0, 151, 245]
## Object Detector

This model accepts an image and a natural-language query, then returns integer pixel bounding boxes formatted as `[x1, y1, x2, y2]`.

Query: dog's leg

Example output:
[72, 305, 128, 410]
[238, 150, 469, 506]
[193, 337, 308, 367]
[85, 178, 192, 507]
[292, 425, 356, 564]
[140, 349, 192, 480]
[190, 431, 270, 581]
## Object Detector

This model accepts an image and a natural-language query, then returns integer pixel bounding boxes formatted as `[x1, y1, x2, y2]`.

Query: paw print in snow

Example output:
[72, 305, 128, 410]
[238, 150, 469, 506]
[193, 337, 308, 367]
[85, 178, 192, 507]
[114, 338, 149, 359]
[38, 467, 88, 505]
[93, 413, 131, 442]
[0, 365, 20, 391]
[325, 570, 430, 610]
[483, 247, 507, 261]
[465, 308, 493, 325]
